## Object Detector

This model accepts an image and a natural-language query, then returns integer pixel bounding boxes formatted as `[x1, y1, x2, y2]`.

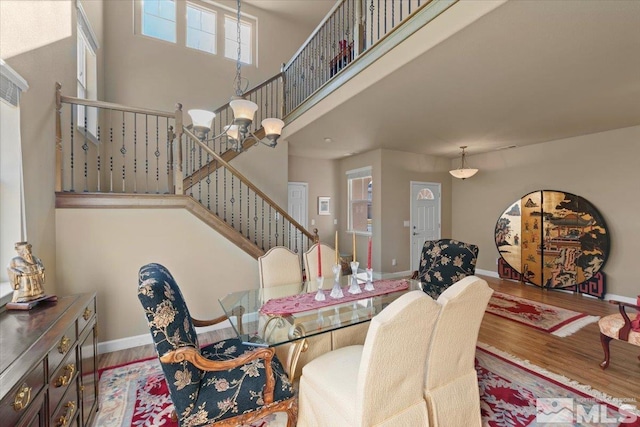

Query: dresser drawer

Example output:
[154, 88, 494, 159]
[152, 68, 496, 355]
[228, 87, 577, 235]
[51, 379, 79, 427]
[49, 344, 78, 416]
[77, 298, 96, 336]
[0, 360, 46, 427]
[49, 322, 78, 377]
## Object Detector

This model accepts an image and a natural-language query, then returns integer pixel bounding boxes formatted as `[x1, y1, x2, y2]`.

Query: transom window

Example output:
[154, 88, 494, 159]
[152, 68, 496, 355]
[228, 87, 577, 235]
[142, 0, 176, 43]
[347, 167, 372, 234]
[224, 16, 252, 65]
[187, 4, 216, 54]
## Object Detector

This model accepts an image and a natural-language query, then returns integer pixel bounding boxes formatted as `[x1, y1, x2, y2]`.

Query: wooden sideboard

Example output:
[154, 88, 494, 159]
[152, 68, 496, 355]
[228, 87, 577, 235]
[0, 293, 98, 427]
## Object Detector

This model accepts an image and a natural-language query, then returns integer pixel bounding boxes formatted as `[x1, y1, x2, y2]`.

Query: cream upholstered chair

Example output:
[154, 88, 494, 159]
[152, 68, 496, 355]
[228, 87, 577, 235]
[423, 275, 493, 427]
[297, 291, 440, 427]
[258, 246, 303, 288]
[303, 243, 338, 284]
[598, 300, 640, 369]
[258, 246, 331, 381]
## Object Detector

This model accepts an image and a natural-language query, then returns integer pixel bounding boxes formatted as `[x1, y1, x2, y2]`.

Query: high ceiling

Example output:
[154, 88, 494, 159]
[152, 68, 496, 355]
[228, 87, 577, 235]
[282, 0, 640, 159]
[245, 0, 336, 28]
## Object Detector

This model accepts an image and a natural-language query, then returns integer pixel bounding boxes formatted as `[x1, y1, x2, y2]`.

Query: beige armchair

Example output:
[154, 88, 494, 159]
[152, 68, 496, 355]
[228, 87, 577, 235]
[297, 290, 440, 427]
[424, 275, 493, 427]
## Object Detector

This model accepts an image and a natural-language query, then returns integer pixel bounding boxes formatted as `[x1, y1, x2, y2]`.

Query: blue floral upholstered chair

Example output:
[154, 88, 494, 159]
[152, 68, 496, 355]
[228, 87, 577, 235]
[415, 239, 479, 299]
[137, 263, 297, 427]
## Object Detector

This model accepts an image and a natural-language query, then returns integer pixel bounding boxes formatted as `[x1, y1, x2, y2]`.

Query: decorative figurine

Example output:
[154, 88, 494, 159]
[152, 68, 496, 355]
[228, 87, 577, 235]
[6, 242, 56, 309]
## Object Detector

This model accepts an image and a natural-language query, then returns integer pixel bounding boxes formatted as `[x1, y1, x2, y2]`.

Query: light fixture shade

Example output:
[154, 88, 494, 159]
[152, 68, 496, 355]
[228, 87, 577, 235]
[224, 124, 239, 141]
[188, 109, 215, 129]
[230, 99, 258, 121]
[449, 168, 479, 179]
[261, 118, 284, 137]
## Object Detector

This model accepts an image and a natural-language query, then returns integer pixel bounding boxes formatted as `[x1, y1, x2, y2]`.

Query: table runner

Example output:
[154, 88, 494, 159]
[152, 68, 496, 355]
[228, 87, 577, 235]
[259, 279, 410, 316]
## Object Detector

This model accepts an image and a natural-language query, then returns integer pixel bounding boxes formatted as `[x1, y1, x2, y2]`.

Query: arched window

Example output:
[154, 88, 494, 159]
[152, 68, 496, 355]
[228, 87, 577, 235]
[417, 188, 434, 200]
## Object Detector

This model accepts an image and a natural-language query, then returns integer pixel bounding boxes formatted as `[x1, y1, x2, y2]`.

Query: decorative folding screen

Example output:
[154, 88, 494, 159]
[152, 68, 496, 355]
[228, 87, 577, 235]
[495, 190, 609, 298]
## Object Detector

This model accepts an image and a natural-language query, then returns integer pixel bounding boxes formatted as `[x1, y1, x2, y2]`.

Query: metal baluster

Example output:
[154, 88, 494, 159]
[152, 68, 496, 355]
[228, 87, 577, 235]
[400, 0, 403, 22]
[82, 106, 88, 192]
[253, 193, 258, 243]
[385, 0, 388, 35]
[70, 104, 75, 191]
[281, 212, 285, 246]
[239, 181, 243, 234]
[377, 0, 381, 40]
[155, 116, 160, 194]
[109, 109, 114, 192]
[215, 160, 219, 215]
[392, 0, 395, 28]
[166, 118, 170, 193]
[231, 174, 235, 228]
[121, 111, 126, 192]
[370, 0, 375, 46]
[223, 167, 227, 222]
[97, 121, 101, 192]
[198, 142, 202, 203]
[261, 200, 265, 249]
[144, 115, 149, 193]
[133, 114, 137, 193]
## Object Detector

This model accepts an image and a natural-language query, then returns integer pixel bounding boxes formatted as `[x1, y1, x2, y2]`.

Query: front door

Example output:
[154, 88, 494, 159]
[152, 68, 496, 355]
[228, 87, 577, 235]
[288, 182, 308, 253]
[410, 182, 441, 272]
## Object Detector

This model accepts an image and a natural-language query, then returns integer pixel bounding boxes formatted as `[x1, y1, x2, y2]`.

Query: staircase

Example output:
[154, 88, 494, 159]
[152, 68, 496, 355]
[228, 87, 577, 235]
[54, 0, 455, 259]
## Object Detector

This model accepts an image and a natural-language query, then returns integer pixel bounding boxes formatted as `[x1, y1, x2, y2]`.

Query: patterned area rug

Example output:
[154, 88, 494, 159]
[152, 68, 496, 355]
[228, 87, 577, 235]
[486, 291, 600, 336]
[95, 345, 638, 426]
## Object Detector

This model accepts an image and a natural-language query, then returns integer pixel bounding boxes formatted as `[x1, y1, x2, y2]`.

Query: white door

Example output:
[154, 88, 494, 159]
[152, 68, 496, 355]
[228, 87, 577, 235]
[410, 182, 441, 271]
[288, 182, 308, 253]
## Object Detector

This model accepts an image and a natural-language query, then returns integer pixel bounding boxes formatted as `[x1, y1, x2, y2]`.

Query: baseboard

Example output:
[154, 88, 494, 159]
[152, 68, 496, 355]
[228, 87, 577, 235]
[474, 269, 636, 303]
[475, 268, 499, 278]
[97, 319, 234, 355]
[380, 270, 413, 279]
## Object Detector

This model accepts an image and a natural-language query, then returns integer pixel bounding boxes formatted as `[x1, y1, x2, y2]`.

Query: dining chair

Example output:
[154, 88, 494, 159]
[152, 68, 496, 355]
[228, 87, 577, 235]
[258, 246, 303, 288]
[423, 275, 493, 427]
[137, 263, 297, 427]
[415, 239, 479, 299]
[598, 299, 640, 369]
[297, 290, 440, 427]
[258, 246, 331, 381]
[303, 243, 339, 284]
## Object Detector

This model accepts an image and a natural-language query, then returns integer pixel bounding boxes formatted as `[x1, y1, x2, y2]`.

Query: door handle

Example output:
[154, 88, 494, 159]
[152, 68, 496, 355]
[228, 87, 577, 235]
[412, 232, 418, 236]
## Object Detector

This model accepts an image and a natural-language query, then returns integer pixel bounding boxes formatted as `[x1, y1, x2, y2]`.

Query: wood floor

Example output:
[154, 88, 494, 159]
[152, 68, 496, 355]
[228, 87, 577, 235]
[98, 275, 640, 402]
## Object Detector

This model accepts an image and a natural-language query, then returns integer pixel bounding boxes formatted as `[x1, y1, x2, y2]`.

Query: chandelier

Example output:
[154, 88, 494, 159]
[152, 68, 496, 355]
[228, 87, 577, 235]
[188, 0, 284, 151]
[449, 146, 478, 180]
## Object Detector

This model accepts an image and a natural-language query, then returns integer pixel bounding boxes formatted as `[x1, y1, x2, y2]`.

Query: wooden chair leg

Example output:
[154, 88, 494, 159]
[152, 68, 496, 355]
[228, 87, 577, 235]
[285, 397, 298, 427]
[599, 332, 613, 370]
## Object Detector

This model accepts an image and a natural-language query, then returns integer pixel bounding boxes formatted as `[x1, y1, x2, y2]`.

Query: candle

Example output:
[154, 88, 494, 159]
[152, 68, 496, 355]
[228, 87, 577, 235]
[317, 243, 322, 277]
[335, 231, 339, 265]
[367, 236, 372, 269]
[352, 232, 357, 263]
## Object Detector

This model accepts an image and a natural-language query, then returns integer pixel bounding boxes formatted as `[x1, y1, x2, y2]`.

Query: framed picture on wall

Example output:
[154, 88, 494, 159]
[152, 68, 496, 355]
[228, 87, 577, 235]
[318, 197, 331, 215]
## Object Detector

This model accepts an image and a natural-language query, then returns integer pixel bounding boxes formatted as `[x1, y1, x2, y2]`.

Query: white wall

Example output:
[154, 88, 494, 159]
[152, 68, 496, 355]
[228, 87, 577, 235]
[56, 208, 259, 342]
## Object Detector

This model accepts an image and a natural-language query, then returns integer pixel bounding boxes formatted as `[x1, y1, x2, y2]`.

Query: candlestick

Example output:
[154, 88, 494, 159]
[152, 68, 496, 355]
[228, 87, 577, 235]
[352, 232, 356, 263]
[348, 261, 361, 294]
[334, 231, 339, 265]
[330, 264, 344, 298]
[314, 276, 326, 301]
[364, 268, 374, 291]
[367, 236, 372, 269]
[317, 243, 322, 277]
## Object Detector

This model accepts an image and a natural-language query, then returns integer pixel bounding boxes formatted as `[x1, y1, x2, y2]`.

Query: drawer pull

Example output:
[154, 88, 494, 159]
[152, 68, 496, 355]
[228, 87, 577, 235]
[56, 401, 76, 427]
[83, 307, 93, 321]
[58, 335, 71, 354]
[55, 363, 76, 387]
[11, 384, 32, 412]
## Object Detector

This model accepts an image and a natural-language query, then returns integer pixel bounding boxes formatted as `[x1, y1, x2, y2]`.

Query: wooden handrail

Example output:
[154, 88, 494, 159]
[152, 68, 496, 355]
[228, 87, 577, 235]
[59, 94, 175, 118]
[183, 127, 315, 242]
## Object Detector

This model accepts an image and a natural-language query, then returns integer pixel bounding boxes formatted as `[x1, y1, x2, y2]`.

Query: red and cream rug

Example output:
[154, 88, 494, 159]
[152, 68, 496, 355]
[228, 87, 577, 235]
[95, 344, 638, 426]
[486, 291, 600, 336]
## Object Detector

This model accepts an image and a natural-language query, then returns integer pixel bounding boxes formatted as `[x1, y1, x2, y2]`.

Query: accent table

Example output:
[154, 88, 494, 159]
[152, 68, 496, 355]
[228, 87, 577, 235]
[219, 276, 422, 377]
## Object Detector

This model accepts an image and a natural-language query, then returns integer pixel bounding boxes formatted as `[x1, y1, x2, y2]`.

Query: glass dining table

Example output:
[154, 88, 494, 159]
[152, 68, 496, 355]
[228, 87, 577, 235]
[218, 274, 422, 377]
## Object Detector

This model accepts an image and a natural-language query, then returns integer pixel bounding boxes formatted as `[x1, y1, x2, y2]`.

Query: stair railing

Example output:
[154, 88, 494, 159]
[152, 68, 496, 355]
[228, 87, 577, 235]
[282, 0, 436, 115]
[55, 83, 178, 194]
[181, 126, 317, 255]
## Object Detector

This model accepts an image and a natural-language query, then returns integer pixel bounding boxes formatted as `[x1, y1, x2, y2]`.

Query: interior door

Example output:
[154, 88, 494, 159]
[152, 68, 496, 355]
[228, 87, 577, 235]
[288, 182, 308, 253]
[410, 182, 441, 271]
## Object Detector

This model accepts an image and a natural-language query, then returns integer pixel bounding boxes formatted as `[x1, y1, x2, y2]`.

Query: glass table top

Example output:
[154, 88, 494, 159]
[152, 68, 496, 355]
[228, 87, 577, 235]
[218, 275, 422, 347]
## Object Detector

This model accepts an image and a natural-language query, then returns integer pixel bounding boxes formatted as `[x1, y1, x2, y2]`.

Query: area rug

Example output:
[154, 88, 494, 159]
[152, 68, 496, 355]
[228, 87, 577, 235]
[486, 291, 600, 337]
[95, 345, 639, 427]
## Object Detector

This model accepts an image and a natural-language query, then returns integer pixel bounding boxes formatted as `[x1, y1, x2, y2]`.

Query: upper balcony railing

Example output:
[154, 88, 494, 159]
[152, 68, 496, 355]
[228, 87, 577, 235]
[283, 0, 438, 116]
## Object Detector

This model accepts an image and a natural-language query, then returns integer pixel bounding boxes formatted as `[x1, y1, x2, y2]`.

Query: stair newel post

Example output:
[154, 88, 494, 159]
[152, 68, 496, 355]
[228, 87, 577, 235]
[354, 0, 364, 57]
[173, 103, 184, 195]
[313, 228, 319, 244]
[55, 82, 63, 192]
